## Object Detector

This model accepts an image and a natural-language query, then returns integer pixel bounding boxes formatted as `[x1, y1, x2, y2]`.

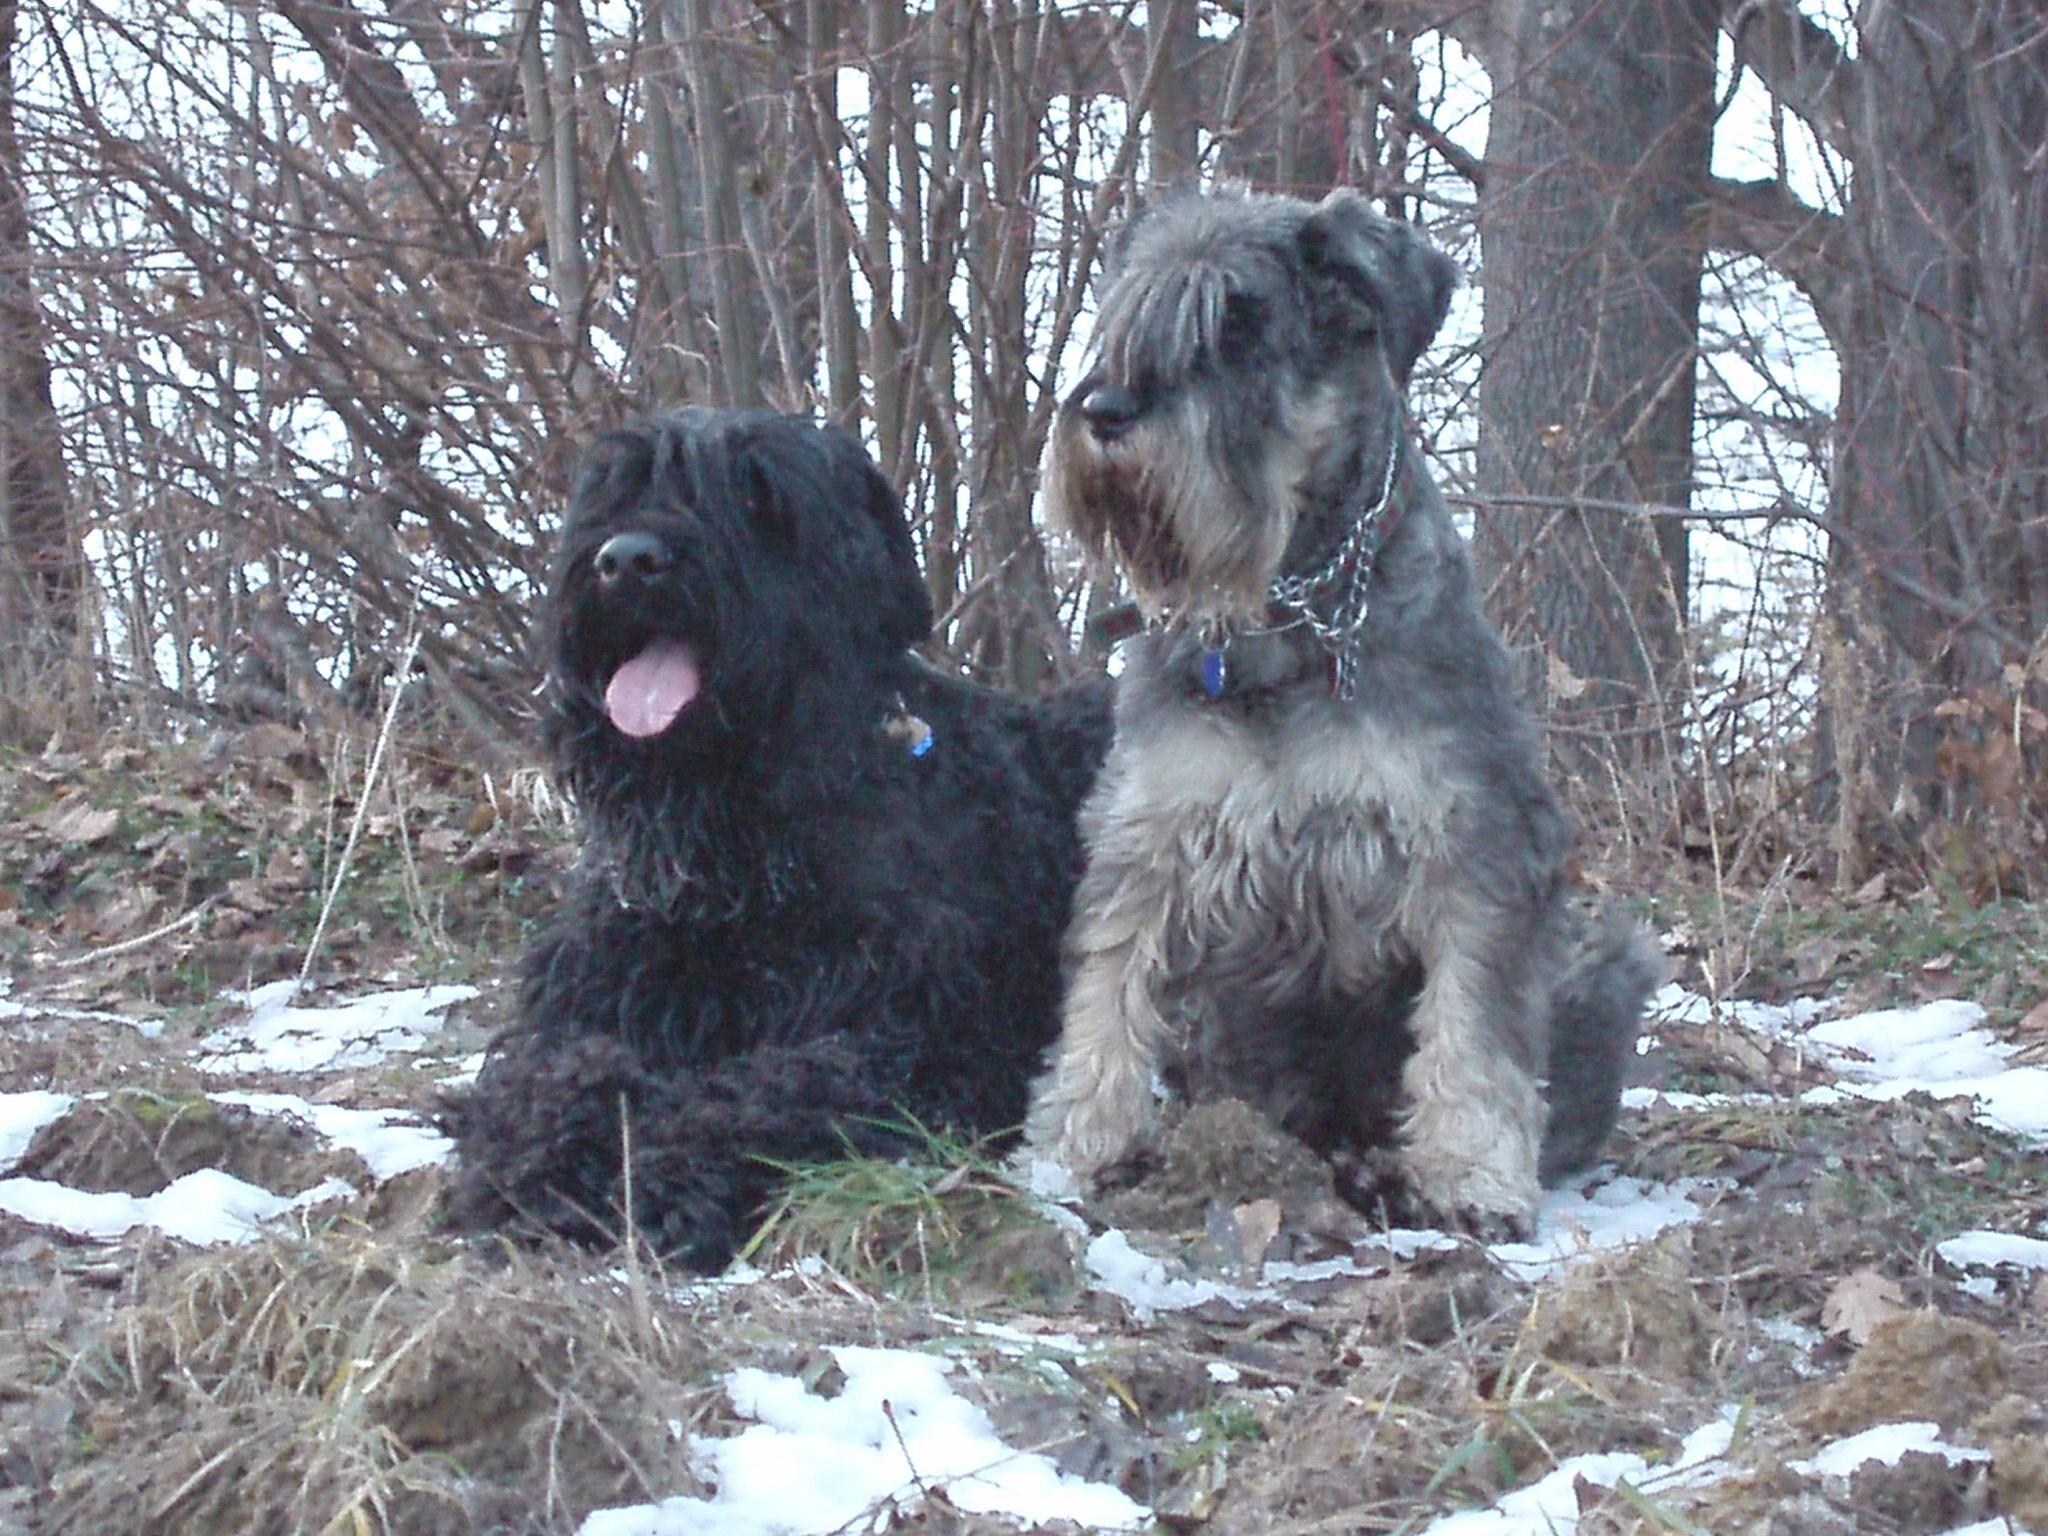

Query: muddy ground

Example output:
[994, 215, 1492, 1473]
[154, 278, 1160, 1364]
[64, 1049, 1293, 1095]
[0, 733, 2043, 1535]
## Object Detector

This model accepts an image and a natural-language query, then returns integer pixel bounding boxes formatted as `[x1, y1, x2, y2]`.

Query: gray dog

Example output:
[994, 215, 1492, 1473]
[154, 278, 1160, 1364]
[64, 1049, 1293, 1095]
[1025, 187, 1662, 1236]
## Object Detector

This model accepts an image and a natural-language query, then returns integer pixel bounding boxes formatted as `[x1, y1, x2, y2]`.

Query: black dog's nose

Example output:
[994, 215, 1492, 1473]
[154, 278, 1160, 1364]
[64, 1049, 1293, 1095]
[1077, 382, 1143, 440]
[593, 531, 673, 588]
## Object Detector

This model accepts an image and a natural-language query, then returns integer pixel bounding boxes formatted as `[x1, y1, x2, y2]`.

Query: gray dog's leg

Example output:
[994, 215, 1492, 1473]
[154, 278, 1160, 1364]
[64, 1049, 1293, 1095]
[1540, 905, 1665, 1181]
[1026, 804, 1182, 1177]
[1393, 881, 1546, 1230]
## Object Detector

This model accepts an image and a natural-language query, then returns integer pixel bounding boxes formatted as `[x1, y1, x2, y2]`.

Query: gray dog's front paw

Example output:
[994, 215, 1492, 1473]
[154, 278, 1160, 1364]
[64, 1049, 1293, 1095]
[1332, 1146, 1536, 1243]
[1025, 1061, 1159, 1186]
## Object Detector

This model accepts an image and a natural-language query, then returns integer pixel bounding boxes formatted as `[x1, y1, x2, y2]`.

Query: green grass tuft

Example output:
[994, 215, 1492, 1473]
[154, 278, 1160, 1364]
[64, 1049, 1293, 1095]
[741, 1118, 1057, 1301]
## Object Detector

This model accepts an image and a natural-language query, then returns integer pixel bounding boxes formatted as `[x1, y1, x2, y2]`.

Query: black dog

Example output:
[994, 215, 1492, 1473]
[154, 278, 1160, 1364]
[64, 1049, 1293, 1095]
[445, 409, 1111, 1268]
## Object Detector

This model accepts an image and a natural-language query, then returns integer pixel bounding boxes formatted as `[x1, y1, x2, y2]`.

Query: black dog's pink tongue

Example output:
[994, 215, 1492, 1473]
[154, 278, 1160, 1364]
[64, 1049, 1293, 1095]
[605, 642, 701, 738]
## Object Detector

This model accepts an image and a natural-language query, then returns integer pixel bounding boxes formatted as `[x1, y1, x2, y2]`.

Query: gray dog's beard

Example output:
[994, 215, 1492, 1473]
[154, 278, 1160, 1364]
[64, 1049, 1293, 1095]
[1079, 458, 1188, 599]
[1050, 431, 1294, 624]
[1053, 409, 1402, 689]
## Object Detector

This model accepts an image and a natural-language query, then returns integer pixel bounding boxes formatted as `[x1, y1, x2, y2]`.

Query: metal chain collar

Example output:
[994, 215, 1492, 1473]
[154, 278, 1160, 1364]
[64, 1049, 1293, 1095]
[1257, 425, 1404, 700]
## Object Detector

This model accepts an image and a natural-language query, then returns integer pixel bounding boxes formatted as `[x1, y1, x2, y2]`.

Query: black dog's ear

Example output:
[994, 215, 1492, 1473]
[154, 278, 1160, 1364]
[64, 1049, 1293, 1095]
[733, 416, 933, 650]
[566, 426, 656, 532]
[802, 423, 934, 650]
[1298, 189, 1459, 383]
[858, 454, 935, 649]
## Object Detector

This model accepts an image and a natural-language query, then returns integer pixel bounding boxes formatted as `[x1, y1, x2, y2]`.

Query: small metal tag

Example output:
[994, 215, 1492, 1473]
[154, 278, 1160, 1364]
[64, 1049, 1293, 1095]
[884, 710, 935, 757]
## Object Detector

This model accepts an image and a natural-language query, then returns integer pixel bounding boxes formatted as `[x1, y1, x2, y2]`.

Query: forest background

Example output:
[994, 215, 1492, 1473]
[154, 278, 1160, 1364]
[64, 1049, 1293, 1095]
[3, 0, 2046, 904]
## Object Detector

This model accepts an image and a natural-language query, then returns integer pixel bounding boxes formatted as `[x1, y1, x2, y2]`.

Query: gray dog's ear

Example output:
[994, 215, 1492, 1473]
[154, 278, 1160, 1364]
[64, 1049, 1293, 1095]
[1298, 190, 1458, 383]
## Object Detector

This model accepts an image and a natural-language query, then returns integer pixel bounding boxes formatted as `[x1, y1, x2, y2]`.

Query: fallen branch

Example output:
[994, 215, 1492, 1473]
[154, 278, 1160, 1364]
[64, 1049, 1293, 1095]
[50, 896, 221, 971]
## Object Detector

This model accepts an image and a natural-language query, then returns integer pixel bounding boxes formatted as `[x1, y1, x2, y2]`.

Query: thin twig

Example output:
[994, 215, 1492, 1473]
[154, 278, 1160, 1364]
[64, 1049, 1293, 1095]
[296, 621, 424, 993]
[1444, 491, 1800, 523]
[881, 1400, 931, 1498]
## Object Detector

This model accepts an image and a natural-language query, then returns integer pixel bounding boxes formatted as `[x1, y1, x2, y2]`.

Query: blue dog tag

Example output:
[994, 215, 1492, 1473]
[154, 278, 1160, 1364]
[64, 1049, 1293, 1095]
[1201, 646, 1227, 698]
[885, 710, 935, 757]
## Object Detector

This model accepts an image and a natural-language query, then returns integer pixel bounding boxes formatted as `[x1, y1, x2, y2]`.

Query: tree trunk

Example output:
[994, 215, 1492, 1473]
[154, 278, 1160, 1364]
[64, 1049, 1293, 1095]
[1211, 0, 1345, 195]
[674, 0, 763, 407]
[0, 0, 81, 698]
[1817, 0, 2048, 853]
[1146, 0, 1200, 187]
[961, 0, 1062, 692]
[1465, 0, 1716, 763]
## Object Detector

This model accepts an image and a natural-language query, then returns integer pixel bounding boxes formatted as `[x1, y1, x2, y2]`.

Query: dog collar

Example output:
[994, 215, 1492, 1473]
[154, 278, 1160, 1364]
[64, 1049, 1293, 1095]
[1190, 626, 1338, 702]
[1261, 427, 1404, 700]
[1192, 426, 1405, 703]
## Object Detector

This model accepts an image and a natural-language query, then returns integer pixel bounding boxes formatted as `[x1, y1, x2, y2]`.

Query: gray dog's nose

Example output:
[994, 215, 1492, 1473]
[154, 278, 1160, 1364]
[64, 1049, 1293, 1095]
[594, 531, 673, 588]
[1077, 383, 1143, 440]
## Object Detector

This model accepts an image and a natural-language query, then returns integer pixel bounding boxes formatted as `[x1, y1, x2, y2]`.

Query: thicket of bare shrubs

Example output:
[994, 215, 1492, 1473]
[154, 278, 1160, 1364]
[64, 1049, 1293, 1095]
[4, 1, 2043, 893]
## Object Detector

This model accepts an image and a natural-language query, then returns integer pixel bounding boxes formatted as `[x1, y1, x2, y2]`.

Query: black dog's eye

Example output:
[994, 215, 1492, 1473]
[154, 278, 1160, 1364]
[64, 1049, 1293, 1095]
[738, 456, 798, 547]
[1218, 292, 1261, 361]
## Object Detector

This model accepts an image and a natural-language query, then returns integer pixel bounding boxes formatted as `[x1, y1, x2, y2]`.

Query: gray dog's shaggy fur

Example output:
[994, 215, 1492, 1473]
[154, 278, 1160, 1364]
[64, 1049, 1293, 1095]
[1025, 188, 1663, 1236]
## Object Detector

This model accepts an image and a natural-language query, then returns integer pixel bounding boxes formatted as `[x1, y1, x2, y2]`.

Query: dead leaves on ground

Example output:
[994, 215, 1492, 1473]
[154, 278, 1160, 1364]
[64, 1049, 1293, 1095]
[1821, 1269, 1911, 1347]
[0, 729, 561, 1003]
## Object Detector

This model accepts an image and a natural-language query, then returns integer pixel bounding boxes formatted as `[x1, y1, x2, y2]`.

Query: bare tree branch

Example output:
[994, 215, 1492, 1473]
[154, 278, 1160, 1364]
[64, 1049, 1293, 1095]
[1705, 175, 1844, 321]
[1719, 0, 1860, 153]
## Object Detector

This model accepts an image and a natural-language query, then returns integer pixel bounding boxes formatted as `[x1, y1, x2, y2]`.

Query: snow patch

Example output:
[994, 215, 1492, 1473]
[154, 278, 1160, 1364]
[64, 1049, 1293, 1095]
[576, 1345, 1148, 1536]
[0, 1091, 76, 1171]
[1643, 988, 2048, 1144]
[0, 978, 164, 1038]
[1371, 1227, 1463, 1260]
[1937, 1229, 2048, 1274]
[927, 1314, 1091, 1358]
[1790, 1421, 1990, 1478]
[1084, 1229, 1260, 1318]
[1081, 1169, 1715, 1321]
[0, 1167, 353, 1245]
[1262, 1254, 1386, 1283]
[1756, 1315, 1824, 1375]
[211, 1090, 451, 1178]
[1021, 1156, 1082, 1203]
[0, 1081, 444, 1247]
[1647, 984, 1829, 1035]
[1806, 1001, 2007, 1079]
[1487, 1175, 1719, 1281]
[1621, 1085, 1746, 1112]
[198, 980, 476, 1075]
[1417, 1404, 1741, 1533]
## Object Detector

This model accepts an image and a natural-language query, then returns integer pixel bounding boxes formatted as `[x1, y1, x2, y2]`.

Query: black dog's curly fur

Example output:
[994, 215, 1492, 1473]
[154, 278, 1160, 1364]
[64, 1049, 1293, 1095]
[444, 409, 1111, 1268]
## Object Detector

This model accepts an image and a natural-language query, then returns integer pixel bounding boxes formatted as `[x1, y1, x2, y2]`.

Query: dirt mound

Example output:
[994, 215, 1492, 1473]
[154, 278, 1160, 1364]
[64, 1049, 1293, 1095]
[1100, 1098, 1359, 1252]
[15, 1091, 361, 1196]
[1795, 1311, 2008, 1436]
[1519, 1232, 1714, 1387]
[47, 1234, 715, 1536]
[1986, 1419, 2048, 1531]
